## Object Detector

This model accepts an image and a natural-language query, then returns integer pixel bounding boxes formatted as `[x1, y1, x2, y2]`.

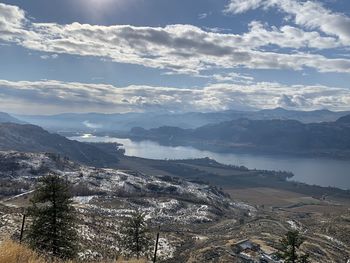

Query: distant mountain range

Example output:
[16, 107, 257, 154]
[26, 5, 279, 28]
[0, 123, 120, 167]
[3, 109, 350, 159]
[13, 108, 350, 132]
[128, 114, 350, 159]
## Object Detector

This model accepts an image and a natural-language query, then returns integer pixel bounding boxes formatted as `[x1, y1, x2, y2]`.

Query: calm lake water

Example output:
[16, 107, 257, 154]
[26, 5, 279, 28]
[70, 135, 350, 190]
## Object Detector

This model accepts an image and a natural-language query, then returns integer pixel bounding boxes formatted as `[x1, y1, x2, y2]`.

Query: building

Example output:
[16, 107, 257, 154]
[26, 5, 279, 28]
[232, 239, 281, 263]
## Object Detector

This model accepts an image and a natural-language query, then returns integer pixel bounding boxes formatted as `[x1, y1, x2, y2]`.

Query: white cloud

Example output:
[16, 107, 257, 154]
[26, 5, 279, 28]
[0, 79, 349, 114]
[0, 3, 31, 42]
[0, 3, 349, 74]
[244, 21, 342, 49]
[224, 0, 263, 14]
[210, 72, 254, 84]
[40, 54, 59, 60]
[272, 0, 350, 44]
[198, 13, 208, 19]
[225, 0, 350, 45]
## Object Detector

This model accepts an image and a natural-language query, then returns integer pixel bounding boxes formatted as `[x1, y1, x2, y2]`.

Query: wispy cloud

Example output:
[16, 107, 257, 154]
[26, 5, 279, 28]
[40, 54, 59, 60]
[198, 13, 208, 19]
[224, 0, 263, 14]
[225, 0, 350, 44]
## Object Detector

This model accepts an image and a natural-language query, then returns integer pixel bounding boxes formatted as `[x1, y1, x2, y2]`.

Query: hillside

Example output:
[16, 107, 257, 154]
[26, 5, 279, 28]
[128, 115, 350, 159]
[0, 151, 250, 261]
[0, 151, 237, 221]
[0, 123, 120, 167]
[0, 151, 349, 262]
[0, 112, 24, 124]
[336, 114, 350, 125]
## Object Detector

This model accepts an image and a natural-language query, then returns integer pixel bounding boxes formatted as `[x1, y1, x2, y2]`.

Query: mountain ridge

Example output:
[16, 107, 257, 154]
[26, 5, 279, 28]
[0, 123, 120, 167]
[0, 112, 25, 124]
[127, 115, 350, 159]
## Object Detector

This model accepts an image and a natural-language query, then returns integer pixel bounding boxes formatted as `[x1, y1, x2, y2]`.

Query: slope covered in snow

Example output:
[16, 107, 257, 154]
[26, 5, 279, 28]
[0, 150, 254, 223]
[0, 151, 257, 261]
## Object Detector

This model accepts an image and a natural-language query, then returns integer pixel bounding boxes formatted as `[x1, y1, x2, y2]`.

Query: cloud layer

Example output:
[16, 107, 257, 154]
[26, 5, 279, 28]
[0, 2, 349, 115]
[1, 79, 349, 114]
[0, 3, 350, 75]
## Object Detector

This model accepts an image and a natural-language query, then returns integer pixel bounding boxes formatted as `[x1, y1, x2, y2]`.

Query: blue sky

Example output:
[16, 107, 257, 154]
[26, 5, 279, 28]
[0, 0, 349, 114]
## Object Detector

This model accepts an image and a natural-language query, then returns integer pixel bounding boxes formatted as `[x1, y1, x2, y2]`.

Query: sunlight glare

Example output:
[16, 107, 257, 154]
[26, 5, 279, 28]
[79, 0, 126, 14]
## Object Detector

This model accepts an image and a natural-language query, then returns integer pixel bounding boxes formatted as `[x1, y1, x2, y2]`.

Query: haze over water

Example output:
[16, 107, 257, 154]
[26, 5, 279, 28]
[72, 135, 350, 190]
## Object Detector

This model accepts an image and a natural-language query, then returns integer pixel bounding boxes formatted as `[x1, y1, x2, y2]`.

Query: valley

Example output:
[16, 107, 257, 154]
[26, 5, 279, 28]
[0, 151, 349, 262]
[0, 115, 349, 262]
[1, 0, 350, 261]
[71, 135, 350, 189]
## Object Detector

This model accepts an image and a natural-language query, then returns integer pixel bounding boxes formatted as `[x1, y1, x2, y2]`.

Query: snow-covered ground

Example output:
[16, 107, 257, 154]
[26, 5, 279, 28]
[0, 151, 255, 260]
[320, 234, 346, 247]
[0, 151, 239, 216]
[287, 219, 302, 231]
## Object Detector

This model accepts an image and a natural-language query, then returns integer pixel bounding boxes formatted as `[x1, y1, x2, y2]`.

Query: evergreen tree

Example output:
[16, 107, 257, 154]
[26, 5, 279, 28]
[27, 173, 78, 259]
[119, 211, 152, 259]
[276, 230, 310, 263]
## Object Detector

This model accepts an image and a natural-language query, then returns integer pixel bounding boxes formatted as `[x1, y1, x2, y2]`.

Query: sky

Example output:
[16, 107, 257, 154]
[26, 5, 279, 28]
[0, 0, 349, 114]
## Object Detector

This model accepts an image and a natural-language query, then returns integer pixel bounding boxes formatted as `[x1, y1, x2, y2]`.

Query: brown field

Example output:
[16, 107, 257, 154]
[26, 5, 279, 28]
[224, 187, 320, 207]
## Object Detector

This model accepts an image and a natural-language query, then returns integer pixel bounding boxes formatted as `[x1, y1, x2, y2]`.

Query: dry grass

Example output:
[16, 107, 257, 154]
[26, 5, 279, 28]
[0, 240, 47, 263]
[0, 240, 147, 263]
[224, 187, 309, 207]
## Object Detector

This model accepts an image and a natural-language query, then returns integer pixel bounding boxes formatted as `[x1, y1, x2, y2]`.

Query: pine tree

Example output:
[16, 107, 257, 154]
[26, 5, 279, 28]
[27, 173, 78, 259]
[276, 230, 310, 263]
[119, 211, 152, 259]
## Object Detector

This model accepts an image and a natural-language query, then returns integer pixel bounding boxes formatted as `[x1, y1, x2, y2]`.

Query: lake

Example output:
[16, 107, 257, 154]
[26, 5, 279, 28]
[70, 135, 350, 190]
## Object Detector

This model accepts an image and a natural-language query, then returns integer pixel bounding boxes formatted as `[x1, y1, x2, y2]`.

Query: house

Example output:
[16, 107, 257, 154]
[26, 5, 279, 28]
[232, 239, 261, 254]
[232, 239, 281, 263]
